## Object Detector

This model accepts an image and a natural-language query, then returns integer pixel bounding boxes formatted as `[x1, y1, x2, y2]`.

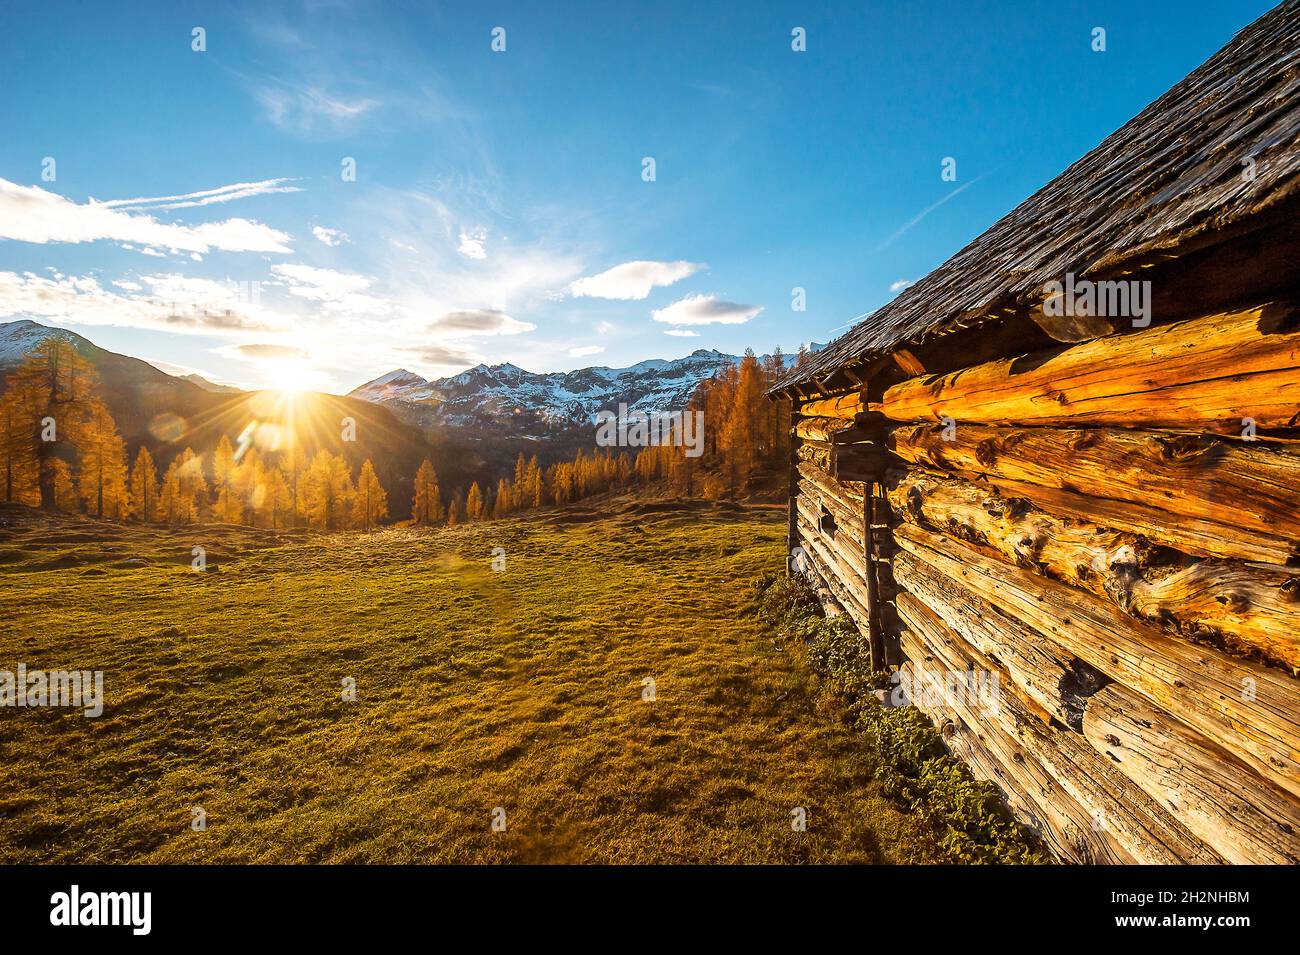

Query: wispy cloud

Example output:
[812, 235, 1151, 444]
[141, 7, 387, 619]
[664, 328, 700, 337]
[568, 344, 605, 357]
[312, 225, 349, 246]
[400, 343, 480, 370]
[227, 342, 310, 360]
[270, 263, 389, 313]
[99, 178, 302, 212]
[0, 180, 293, 255]
[652, 293, 761, 326]
[252, 77, 379, 136]
[889, 278, 914, 293]
[570, 260, 703, 300]
[876, 174, 988, 250]
[429, 309, 535, 337]
[457, 228, 487, 260]
[0, 270, 283, 334]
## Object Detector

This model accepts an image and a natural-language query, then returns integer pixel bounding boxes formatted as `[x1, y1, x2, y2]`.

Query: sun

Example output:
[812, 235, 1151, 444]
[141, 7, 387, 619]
[267, 361, 316, 395]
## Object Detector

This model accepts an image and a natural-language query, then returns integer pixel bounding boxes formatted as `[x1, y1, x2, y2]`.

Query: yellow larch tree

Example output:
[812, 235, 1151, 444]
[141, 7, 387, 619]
[352, 458, 388, 531]
[128, 446, 159, 522]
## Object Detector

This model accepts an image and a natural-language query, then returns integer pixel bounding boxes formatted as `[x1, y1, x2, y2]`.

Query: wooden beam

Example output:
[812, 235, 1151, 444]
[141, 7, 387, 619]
[894, 524, 1300, 800]
[888, 423, 1300, 567]
[797, 392, 866, 420]
[1083, 683, 1300, 865]
[886, 468, 1300, 671]
[893, 564, 1090, 727]
[899, 661, 1131, 864]
[881, 303, 1300, 434]
[900, 601, 1219, 863]
[892, 348, 926, 376]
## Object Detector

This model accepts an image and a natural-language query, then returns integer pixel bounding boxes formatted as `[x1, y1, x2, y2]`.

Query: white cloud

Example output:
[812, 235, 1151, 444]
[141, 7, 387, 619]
[429, 309, 535, 338]
[664, 329, 700, 337]
[226, 343, 310, 360]
[99, 178, 302, 212]
[312, 225, 350, 247]
[890, 278, 914, 293]
[457, 228, 487, 260]
[0, 270, 281, 334]
[270, 263, 389, 313]
[568, 345, 605, 357]
[400, 343, 480, 370]
[570, 260, 703, 300]
[651, 293, 762, 326]
[254, 81, 379, 136]
[0, 179, 293, 254]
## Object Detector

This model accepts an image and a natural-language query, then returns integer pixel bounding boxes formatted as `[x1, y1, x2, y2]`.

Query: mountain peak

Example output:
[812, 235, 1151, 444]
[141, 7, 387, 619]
[351, 346, 790, 434]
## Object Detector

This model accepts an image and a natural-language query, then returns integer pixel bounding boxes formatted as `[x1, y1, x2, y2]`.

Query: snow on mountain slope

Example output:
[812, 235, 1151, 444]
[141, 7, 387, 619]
[348, 348, 795, 433]
[0, 318, 75, 365]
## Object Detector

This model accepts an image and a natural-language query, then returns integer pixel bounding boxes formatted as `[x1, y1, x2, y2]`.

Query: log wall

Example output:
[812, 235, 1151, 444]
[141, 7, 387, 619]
[786, 301, 1300, 864]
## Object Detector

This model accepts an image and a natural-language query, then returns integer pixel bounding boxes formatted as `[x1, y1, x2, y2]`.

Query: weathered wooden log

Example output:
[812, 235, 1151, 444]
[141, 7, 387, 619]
[901, 599, 1222, 863]
[794, 416, 855, 443]
[798, 437, 888, 483]
[887, 468, 1300, 671]
[898, 659, 1127, 863]
[797, 499, 868, 581]
[796, 462, 865, 535]
[888, 423, 1300, 567]
[894, 524, 1300, 800]
[797, 392, 866, 420]
[894, 561, 1096, 728]
[1128, 563, 1300, 673]
[881, 303, 1300, 434]
[1083, 684, 1300, 865]
[794, 521, 872, 630]
[796, 459, 866, 502]
[899, 605, 1203, 863]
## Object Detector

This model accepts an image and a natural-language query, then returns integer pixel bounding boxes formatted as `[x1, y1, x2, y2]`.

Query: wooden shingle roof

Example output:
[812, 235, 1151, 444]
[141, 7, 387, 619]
[773, 0, 1300, 394]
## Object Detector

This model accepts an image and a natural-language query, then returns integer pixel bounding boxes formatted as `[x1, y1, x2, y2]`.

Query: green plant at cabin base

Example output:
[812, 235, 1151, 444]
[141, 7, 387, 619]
[749, 571, 1051, 864]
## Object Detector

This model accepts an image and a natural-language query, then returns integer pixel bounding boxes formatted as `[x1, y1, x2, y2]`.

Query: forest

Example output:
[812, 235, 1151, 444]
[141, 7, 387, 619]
[0, 338, 808, 531]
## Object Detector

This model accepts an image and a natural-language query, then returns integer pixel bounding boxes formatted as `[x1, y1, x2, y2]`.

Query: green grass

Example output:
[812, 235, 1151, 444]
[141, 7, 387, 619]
[0, 498, 1031, 863]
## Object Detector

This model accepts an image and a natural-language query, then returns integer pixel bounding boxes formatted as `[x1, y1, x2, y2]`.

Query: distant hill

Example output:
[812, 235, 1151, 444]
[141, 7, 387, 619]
[0, 320, 626, 515]
[177, 372, 243, 395]
[349, 348, 797, 436]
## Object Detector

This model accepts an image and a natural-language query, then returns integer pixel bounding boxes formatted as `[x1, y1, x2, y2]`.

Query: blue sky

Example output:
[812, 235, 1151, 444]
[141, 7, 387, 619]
[0, 0, 1274, 393]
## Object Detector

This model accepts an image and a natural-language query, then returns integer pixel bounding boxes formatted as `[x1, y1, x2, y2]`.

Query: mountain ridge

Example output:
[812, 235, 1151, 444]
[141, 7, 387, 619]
[348, 344, 821, 434]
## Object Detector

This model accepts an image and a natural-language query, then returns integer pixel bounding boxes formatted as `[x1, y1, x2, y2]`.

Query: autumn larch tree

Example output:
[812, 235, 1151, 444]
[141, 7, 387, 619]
[303, 450, 354, 531]
[465, 481, 485, 521]
[353, 458, 388, 531]
[128, 446, 159, 523]
[0, 387, 38, 505]
[7, 336, 100, 510]
[77, 399, 129, 520]
[492, 478, 511, 518]
[267, 467, 293, 529]
[174, 448, 208, 524]
[411, 459, 443, 524]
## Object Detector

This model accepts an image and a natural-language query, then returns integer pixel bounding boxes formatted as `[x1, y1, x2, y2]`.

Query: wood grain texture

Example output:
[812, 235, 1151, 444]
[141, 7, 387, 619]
[796, 392, 866, 420]
[887, 468, 1300, 670]
[888, 422, 1300, 566]
[894, 524, 1300, 800]
[1083, 683, 1300, 864]
[881, 304, 1300, 433]
[899, 601, 1218, 863]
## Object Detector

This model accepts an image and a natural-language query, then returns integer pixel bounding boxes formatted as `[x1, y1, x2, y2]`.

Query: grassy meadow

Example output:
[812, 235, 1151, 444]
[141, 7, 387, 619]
[0, 498, 1031, 863]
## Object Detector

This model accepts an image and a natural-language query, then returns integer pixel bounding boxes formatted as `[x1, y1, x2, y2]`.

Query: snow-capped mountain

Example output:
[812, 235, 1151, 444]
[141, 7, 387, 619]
[349, 348, 794, 433]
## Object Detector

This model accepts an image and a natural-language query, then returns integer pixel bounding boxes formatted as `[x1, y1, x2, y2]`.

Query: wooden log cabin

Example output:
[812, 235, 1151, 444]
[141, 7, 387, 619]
[768, 2, 1300, 864]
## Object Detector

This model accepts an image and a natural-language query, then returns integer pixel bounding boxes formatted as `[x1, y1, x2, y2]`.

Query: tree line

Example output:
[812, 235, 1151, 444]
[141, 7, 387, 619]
[0, 337, 807, 529]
